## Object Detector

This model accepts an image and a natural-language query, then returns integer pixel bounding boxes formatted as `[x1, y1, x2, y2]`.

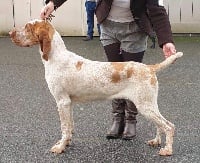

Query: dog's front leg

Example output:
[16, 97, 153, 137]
[51, 98, 73, 154]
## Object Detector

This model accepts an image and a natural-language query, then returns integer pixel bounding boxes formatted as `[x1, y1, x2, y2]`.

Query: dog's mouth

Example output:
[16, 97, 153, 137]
[9, 30, 35, 47]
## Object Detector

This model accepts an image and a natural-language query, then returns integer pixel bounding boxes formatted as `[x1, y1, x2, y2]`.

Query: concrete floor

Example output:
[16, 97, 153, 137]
[0, 36, 200, 162]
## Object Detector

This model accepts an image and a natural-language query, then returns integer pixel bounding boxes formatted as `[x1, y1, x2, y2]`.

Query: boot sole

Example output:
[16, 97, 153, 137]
[121, 135, 136, 140]
[106, 135, 121, 139]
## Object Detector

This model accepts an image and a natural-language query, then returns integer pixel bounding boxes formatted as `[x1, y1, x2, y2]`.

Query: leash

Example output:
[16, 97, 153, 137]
[45, 14, 55, 22]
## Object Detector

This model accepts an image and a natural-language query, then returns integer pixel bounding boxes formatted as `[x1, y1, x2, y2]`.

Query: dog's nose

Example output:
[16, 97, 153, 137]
[9, 31, 12, 36]
[9, 30, 16, 38]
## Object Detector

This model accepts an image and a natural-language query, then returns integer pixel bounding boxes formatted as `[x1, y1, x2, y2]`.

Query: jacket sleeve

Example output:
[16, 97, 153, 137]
[146, 0, 174, 47]
[45, 0, 67, 9]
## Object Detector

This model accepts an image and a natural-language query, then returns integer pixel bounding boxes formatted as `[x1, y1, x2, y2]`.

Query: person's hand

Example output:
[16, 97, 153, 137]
[162, 43, 176, 58]
[40, 1, 54, 20]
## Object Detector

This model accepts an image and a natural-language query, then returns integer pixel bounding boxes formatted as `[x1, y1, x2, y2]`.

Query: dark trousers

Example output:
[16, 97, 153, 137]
[104, 43, 145, 118]
[85, 1, 101, 38]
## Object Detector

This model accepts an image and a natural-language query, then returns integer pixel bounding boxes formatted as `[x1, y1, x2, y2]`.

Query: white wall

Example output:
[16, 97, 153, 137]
[0, 0, 86, 36]
[164, 0, 200, 33]
[0, 0, 200, 35]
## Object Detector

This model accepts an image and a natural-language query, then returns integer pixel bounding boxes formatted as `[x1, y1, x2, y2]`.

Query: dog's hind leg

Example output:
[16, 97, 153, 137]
[130, 85, 175, 156]
[50, 97, 73, 154]
[156, 115, 175, 156]
[137, 102, 175, 156]
[147, 126, 162, 147]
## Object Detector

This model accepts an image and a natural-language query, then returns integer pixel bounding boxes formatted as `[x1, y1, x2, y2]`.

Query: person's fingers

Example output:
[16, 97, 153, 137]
[40, 6, 49, 19]
[40, 8, 46, 19]
[163, 43, 176, 58]
[44, 8, 54, 18]
[40, 2, 54, 19]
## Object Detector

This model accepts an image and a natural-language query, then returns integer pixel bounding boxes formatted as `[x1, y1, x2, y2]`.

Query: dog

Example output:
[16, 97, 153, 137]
[9, 19, 183, 156]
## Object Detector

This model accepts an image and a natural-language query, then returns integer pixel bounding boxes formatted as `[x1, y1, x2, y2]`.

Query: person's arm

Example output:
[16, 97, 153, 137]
[45, 0, 67, 9]
[40, 0, 67, 20]
[147, 0, 176, 58]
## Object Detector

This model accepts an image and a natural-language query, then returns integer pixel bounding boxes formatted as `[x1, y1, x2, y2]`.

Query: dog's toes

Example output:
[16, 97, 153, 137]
[50, 141, 65, 154]
[50, 144, 65, 154]
[147, 139, 161, 147]
[159, 148, 172, 156]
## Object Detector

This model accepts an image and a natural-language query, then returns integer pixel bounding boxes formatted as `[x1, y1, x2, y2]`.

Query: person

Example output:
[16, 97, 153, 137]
[40, 0, 176, 140]
[83, 0, 101, 41]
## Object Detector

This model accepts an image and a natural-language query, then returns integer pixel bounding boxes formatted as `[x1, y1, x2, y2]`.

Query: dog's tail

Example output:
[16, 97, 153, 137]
[152, 52, 183, 72]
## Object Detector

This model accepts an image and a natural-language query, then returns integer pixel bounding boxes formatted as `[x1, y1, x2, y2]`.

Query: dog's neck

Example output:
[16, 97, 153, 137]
[51, 31, 67, 54]
[40, 30, 67, 63]
[41, 30, 86, 65]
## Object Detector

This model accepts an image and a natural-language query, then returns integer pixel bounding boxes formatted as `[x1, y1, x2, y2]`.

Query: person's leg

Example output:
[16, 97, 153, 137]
[106, 99, 126, 139]
[122, 50, 144, 62]
[103, 43, 127, 139]
[83, 1, 95, 41]
[116, 20, 147, 140]
[121, 50, 145, 140]
[103, 43, 122, 62]
[94, 3, 101, 36]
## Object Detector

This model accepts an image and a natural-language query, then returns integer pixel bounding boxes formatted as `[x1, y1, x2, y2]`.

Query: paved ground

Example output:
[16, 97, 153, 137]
[0, 36, 200, 163]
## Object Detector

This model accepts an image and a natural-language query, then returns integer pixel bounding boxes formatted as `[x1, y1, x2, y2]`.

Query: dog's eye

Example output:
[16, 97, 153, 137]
[25, 24, 32, 33]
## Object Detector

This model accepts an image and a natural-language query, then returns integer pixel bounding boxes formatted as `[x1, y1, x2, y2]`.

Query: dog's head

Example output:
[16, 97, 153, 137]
[9, 19, 55, 61]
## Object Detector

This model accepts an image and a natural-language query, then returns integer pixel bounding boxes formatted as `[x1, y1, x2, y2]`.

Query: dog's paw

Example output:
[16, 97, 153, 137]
[50, 141, 65, 154]
[147, 139, 161, 147]
[159, 147, 172, 156]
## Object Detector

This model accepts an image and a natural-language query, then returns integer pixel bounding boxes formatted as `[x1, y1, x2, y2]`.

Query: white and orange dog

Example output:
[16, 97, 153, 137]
[10, 19, 183, 156]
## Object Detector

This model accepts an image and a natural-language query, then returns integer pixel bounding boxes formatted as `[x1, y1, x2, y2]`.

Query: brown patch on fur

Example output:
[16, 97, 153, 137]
[110, 63, 125, 83]
[10, 21, 54, 59]
[147, 66, 157, 86]
[149, 64, 160, 72]
[127, 67, 134, 78]
[110, 63, 135, 83]
[111, 71, 121, 83]
[150, 75, 157, 86]
[76, 61, 83, 71]
[139, 69, 147, 79]
[33, 21, 55, 61]
[111, 62, 125, 71]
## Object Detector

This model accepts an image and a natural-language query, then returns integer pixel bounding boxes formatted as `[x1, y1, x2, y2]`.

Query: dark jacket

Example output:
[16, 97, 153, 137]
[95, 0, 173, 47]
[45, 0, 66, 9]
[46, 0, 173, 47]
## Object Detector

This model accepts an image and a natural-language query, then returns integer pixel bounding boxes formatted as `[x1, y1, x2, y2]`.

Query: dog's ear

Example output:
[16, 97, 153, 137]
[38, 29, 51, 61]
[34, 21, 54, 61]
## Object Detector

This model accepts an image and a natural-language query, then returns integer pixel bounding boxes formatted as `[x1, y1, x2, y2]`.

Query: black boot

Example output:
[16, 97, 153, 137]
[106, 99, 126, 139]
[122, 100, 138, 140]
